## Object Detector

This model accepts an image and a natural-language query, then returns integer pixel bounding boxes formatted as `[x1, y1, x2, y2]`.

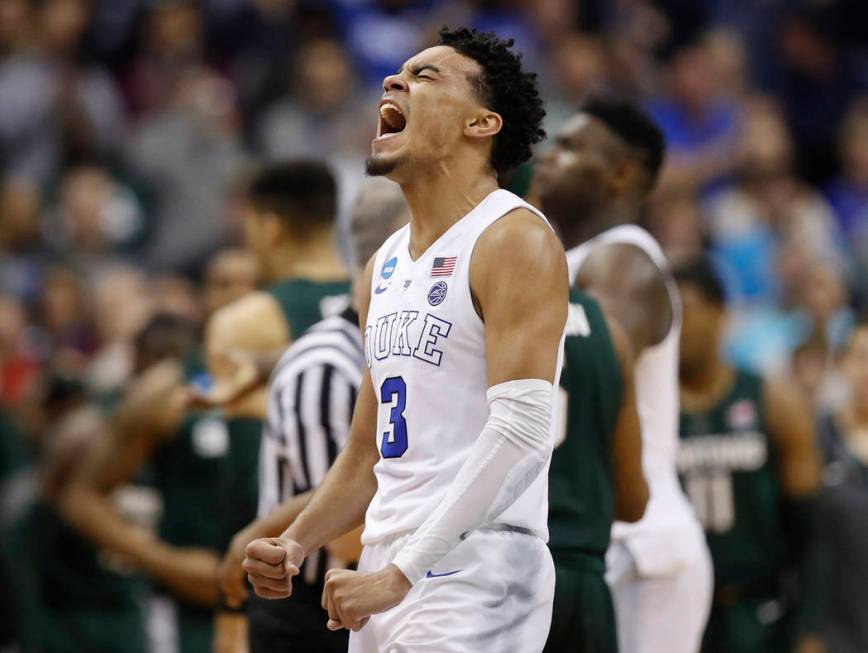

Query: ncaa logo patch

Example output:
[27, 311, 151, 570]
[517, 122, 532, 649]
[375, 256, 399, 294]
[428, 281, 448, 306]
[381, 257, 398, 279]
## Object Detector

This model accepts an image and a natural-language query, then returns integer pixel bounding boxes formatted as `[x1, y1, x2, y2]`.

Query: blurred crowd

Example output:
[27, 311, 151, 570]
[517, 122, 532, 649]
[3, 0, 868, 651]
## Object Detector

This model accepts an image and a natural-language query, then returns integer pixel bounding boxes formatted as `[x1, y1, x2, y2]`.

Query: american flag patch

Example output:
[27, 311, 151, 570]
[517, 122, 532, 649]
[431, 256, 457, 277]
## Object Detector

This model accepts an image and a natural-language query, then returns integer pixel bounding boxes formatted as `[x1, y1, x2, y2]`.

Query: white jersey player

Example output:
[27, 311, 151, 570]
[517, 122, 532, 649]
[535, 99, 713, 653]
[243, 27, 568, 653]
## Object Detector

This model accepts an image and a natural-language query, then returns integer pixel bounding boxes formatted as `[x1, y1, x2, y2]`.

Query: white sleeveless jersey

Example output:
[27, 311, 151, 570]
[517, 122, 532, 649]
[568, 225, 706, 576]
[362, 189, 563, 545]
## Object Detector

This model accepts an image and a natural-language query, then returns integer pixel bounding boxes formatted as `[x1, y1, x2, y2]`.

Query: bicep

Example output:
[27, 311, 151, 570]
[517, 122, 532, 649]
[764, 379, 821, 496]
[577, 243, 671, 352]
[475, 213, 568, 386]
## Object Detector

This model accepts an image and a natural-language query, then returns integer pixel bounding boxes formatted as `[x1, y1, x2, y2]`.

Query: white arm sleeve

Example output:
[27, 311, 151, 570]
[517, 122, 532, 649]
[390, 378, 554, 585]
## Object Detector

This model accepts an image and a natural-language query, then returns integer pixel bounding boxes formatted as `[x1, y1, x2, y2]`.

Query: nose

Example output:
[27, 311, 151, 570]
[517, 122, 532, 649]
[383, 73, 408, 94]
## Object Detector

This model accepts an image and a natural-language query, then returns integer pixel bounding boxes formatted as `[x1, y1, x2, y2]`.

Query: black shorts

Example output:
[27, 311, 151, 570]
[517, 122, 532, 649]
[247, 583, 348, 653]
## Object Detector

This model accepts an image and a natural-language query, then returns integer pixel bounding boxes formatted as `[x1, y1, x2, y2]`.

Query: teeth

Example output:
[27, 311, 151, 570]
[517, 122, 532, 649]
[380, 102, 402, 118]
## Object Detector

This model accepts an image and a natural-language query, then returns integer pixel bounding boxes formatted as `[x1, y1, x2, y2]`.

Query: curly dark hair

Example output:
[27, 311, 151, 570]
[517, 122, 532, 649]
[438, 27, 545, 176]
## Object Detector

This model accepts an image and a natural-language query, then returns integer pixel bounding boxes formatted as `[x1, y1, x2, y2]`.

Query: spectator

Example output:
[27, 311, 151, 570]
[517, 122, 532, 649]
[256, 38, 370, 162]
[825, 99, 868, 283]
[125, 68, 248, 272]
[775, 5, 866, 185]
[705, 98, 842, 307]
[648, 37, 742, 192]
[0, 177, 47, 304]
[43, 164, 145, 272]
[0, 0, 123, 184]
[817, 317, 868, 653]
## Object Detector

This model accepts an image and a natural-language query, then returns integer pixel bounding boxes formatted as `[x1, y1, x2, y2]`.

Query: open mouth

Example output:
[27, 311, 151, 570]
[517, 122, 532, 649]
[378, 101, 407, 139]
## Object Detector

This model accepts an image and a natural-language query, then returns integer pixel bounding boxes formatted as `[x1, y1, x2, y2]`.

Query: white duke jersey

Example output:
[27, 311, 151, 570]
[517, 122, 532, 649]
[568, 224, 705, 576]
[362, 189, 563, 545]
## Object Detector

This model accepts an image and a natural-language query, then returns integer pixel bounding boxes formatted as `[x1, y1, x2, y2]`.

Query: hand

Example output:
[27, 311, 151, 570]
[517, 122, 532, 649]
[218, 527, 257, 608]
[321, 564, 411, 632]
[243, 537, 303, 599]
[213, 611, 249, 653]
[189, 350, 261, 408]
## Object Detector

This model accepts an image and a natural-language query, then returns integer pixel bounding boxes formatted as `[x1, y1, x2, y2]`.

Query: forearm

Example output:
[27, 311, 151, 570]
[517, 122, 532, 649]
[284, 442, 377, 555]
[243, 491, 314, 542]
[136, 542, 220, 606]
[59, 484, 158, 564]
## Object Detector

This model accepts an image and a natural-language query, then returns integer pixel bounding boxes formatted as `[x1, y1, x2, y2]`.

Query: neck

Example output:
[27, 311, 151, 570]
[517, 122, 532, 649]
[680, 354, 733, 409]
[267, 229, 347, 283]
[399, 162, 499, 259]
[553, 199, 637, 252]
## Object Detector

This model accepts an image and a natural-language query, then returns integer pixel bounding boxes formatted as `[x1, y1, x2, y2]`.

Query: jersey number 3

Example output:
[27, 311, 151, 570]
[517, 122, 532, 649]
[380, 376, 408, 458]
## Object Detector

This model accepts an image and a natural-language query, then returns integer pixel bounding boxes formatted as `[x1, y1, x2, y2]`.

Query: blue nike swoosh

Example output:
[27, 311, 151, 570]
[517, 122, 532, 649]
[374, 284, 389, 294]
[425, 569, 462, 578]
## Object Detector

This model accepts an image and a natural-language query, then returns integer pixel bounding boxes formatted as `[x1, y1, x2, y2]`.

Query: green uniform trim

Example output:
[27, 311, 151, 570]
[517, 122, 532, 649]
[265, 277, 351, 339]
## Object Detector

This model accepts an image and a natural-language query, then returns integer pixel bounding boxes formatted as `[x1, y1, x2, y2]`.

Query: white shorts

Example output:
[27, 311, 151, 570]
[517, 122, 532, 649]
[348, 527, 555, 653]
[606, 539, 713, 653]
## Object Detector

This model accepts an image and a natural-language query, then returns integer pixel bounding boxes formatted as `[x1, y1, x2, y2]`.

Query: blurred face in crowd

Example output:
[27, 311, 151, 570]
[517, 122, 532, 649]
[203, 249, 260, 316]
[550, 34, 606, 101]
[40, 268, 86, 335]
[670, 45, 718, 114]
[41, 0, 89, 55]
[0, 294, 26, 361]
[740, 101, 793, 181]
[0, 178, 40, 249]
[0, 0, 31, 52]
[296, 40, 354, 113]
[147, 0, 202, 59]
[91, 268, 154, 345]
[841, 105, 868, 187]
[678, 281, 725, 380]
[367, 45, 501, 179]
[535, 113, 640, 226]
[843, 326, 868, 410]
[60, 166, 113, 251]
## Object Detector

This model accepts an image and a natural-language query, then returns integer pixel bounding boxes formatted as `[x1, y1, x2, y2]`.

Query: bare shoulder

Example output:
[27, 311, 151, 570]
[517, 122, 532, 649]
[577, 241, 671, 348]
[579, 242, 665, 297]
[473, 208, 566, 278]
[207, 290, 289, 348]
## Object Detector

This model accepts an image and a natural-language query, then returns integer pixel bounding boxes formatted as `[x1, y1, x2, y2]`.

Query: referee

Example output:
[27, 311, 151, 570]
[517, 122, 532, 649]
[217, 178, 409, 652]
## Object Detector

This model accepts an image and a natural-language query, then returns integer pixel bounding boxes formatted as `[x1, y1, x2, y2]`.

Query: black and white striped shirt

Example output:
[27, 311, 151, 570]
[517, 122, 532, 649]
[258, 307, 364, 586]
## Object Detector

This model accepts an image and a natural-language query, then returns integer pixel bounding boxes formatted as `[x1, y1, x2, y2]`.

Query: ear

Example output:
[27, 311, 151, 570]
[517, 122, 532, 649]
[463, 110, 503, 140]
[262, 212, 285, 243]
[609, 159, 641, 195]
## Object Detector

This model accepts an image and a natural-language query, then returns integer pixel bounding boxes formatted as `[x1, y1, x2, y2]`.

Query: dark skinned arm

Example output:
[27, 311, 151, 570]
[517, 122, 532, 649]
[764, 378, 826, 653]
[606, 314, 648, 523]
[575, 242, 672, 355]
[58, 360, 221, 606]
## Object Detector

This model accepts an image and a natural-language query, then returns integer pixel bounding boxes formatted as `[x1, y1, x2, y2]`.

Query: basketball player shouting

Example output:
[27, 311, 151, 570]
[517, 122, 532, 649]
[535, 98, 713, 653]
[244, 28, 568, 653]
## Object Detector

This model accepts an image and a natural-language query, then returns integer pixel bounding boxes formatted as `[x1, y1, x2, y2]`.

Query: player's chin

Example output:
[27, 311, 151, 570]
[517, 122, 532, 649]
[365, 152, 403, 178]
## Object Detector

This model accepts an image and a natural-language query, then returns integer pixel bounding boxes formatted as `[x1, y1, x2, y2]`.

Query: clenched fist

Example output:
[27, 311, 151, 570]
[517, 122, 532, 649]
[242, 537, 304, 599]
[321, 564, 411, 632]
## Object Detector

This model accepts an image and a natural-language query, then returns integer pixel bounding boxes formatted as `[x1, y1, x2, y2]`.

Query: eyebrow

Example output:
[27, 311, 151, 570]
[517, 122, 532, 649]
[397, 63, 442, 75]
